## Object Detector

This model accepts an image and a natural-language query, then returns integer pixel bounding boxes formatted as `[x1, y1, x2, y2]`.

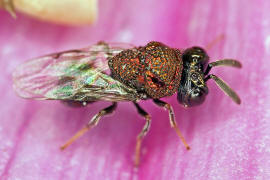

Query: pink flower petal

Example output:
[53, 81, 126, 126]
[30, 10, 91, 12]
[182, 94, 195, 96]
[1, 0, 270, 179]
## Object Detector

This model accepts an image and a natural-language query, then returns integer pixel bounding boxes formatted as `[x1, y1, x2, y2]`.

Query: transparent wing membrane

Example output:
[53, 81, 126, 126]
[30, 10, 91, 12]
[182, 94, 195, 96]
[13, 42, 140, 102]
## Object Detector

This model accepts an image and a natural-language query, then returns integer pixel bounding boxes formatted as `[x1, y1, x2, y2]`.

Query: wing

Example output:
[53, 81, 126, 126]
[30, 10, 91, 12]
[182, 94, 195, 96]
[13, 42, 141, 102]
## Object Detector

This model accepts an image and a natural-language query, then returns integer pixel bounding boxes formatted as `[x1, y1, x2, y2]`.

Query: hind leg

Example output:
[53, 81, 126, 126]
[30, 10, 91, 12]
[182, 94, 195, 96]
[61, 102, 117, 150]
[133, 102, 151, 167]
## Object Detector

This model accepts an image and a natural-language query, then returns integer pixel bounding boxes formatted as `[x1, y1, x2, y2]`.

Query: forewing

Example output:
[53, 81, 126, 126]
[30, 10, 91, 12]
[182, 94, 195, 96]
[13, 42, 140, 102]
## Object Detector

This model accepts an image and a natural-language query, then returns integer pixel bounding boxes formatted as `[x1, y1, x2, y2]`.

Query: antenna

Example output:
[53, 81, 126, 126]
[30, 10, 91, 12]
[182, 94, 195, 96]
[204, 59, 242, 104]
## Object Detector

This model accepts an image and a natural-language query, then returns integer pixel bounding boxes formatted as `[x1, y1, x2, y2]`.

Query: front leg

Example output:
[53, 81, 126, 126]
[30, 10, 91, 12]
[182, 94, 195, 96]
[153, 99, 190, 150]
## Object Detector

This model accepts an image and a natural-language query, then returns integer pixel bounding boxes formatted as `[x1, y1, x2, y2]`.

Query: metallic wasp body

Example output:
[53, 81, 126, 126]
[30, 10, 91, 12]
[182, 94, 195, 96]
[13, 41, 242, 166]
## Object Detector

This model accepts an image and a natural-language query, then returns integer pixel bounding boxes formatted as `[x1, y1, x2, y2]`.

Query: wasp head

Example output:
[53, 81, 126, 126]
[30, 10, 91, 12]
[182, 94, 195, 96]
[177, 47, 209, 107]
[177, 46, 242, 107]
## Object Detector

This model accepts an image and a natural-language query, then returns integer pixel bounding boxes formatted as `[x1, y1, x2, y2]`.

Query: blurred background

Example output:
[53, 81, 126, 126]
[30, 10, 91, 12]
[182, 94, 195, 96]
[1, 0, 270, 180]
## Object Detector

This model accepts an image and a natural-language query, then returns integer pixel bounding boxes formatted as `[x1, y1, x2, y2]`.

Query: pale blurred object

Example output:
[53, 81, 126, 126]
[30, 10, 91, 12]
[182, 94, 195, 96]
[0, 0, 16, 18]
[0, 0, 98, 25]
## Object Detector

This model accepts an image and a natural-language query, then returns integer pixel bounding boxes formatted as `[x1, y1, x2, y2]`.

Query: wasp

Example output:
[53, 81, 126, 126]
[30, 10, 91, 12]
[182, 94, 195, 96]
[13, 41, 241, 166]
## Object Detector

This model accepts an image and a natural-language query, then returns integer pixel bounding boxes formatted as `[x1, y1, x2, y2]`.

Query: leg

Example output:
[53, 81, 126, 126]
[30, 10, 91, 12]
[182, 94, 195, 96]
[153, 99, 190, 150]
[205, 34, 225, 50]
[60, 102, 117, 150]
[133, 102, 151, 167]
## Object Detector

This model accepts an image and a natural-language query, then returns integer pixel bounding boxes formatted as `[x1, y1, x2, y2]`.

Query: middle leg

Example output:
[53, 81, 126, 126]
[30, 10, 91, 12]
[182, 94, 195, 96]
[133, 102, 151, 167]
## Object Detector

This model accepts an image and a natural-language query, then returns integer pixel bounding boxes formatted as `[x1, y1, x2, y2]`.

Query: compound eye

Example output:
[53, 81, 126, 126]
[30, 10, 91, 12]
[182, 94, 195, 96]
[192, 47, 205, 53]
[189, 87, 208, 106]
[177, 86, 208, 107]
[182, 47, 209, 65]
[191, 88, 203, 99]
[191, 47, 208, 63]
